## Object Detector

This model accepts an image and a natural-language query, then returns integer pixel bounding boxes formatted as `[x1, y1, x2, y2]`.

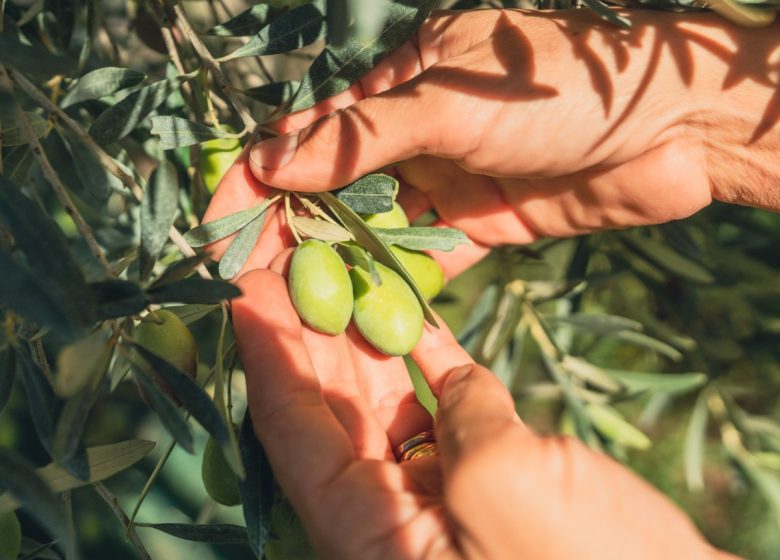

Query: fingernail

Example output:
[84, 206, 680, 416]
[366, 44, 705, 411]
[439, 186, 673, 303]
[250, 131, 300, 170]
[439, 365, 473, 408]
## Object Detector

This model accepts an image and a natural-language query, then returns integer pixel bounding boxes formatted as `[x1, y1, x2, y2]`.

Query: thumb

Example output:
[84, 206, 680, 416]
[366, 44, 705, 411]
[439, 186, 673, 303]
[248, 75, 459, 191]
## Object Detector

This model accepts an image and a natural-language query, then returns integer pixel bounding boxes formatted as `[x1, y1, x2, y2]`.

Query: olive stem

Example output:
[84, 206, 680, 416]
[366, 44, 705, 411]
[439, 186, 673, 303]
[285, 193, 303, 244]
[93, 482, 152, 560]
[295, 194, 341, 226]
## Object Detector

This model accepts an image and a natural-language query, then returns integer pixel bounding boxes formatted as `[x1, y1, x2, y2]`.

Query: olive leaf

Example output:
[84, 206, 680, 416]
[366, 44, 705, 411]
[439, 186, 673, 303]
[0, 34, 77, 79]
[53, 386, 100, 481]
[613, 330, 684, 361]
[132, 345, 244, 478]
[146, 278, 242, 304]
[150, 116, 237, 150]
[90, 280, 148, 320]
[684, 393, 709, 492]
[206, 4, 288, 36]
[285, 0, 436, 113]
[16, 350, 56, 456]
[60, 128, 119, 202]
[293, 216, 353, 242]
[242, 81, 300, 106]
[374, 227, 471, 252]
[318, 192, 438, 326]
[586, 403, 651, 450]
[0, 112, 50, 146]
[60, 67, 146, 108]
[605, 369, 707, 396]
[619, 232, 715, 285]
[546, 313, 642, 335]
[136, 523, 249, 544]
[239, 411, 275, 557]
[221, 0, 327, 60]
[132, 368, 195, 453]
[184, 198, 278, 247]
[334, 173, 397, 214]
[0, 350, 14, 415]
[582, 0, 631, 28]
[140, 160, 179, 280]
[219, 209, 269, 280]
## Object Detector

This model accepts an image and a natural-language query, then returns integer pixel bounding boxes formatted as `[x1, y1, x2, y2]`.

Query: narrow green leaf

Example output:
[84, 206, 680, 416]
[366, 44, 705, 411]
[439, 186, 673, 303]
[241, 81, 300, 106]
[0, 34, 77, 79]
[684, 393, 709, 492]
[206, 4, 287, 36]
[150, 116, 236, 150]
[184, 202, 274, 247]
[132, 345, 244, 478]
[223, 0, 326, 59]
[132, 369, 194, 453]
[146, 278, 242, 304]
[547, 313, 642, 335]
[219, 211, 268, 280]
[140, 161, 179, 280]
[620, 232, 715, 284]
[0, 440, 155, 513]
[149, 255, 212, 288]
[135, 523, 248, 544]
[55, 329, 112, 398]
[0, 112, 50, 146]
[239, 411, 274, 557]
[0, 349, 15, 415]
[60, 67, 146, 108]
[286, 0, 436, 113]
[586, 403, 652, 450]
[0, 449, 77, 556]
[90, 280, 148, 320]
[479, 287, 521, 364]
[164, 304, 220, 326]
[293, 216, 353, 242]
[561, 356, 622, 393]
[327, 0, 350, 46]
[606, 370, 707, 396]
[613, 330, 684, 361]
[16, 351, 56, 455]
[89, 76, 184, 144]
[336, 241, 382, 285]
[319, 192, 437, 326]
[335, 173, 396, 213]
[60, 128, 118, 202]
[375, 227, 471, 252]
[53, 387, 100, 481]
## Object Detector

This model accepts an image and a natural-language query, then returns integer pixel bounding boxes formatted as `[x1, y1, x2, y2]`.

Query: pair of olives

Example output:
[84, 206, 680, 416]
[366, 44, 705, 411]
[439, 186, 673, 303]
[134, 311, 240, 507]
[289, 203, 444, 356]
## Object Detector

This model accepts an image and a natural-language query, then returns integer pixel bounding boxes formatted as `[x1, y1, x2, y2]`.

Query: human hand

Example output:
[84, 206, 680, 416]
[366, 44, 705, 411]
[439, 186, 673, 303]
[232, 263, 735, 560]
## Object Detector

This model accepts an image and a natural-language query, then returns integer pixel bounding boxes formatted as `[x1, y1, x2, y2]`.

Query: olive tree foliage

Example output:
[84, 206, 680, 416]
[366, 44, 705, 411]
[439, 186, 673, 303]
[0, 0, 778, 558]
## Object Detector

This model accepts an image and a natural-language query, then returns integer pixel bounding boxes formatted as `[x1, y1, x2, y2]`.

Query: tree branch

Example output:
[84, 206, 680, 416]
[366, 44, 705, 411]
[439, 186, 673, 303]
[93, 482, 152, 560]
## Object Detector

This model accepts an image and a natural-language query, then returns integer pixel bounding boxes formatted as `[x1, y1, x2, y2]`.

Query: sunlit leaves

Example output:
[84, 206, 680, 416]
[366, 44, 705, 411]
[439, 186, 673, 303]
[207, 4, 287, 36]
[150, 117, 237, 150]
[140, 161, 179, 280]
[375, 227, 471, 252]
[334, 173, 396, 214]
[60, 67, 146, 108]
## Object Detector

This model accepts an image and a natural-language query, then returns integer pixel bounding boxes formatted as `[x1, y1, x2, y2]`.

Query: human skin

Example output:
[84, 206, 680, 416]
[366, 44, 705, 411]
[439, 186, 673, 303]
[201, 7, 779, 559]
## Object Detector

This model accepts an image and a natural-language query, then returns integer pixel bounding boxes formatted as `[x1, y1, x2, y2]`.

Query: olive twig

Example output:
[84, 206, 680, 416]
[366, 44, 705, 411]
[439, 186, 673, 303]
[285, 193, 303, 244]
[93, 482, 152, 560]
[295, 194, 341, 226]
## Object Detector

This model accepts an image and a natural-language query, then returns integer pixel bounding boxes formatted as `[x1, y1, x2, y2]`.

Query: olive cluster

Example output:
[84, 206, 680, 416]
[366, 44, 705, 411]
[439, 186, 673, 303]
[289, 203, 444, 356]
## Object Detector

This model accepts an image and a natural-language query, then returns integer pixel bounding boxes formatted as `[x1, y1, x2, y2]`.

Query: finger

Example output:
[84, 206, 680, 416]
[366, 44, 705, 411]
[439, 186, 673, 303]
[233, 270, 353, 509]
[272, 40, 426, 135]
[410, 314, 474, 395]
[395, 182, 431, 223]
[248, 67, 479, 191]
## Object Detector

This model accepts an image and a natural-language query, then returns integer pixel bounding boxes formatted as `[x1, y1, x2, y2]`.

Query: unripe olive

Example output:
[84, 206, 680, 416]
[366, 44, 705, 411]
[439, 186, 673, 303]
[361, 201, 409, 229]
[202, 434, 242, 506]
[135, 310, 198, 379]
[0, 511, 21, 560]
[289, 240, 353, 335]
[391, 246, 445, 301]
[134, 310, 198, 405]
[199, 127, 242, 194]
[350, 262, 423, 356]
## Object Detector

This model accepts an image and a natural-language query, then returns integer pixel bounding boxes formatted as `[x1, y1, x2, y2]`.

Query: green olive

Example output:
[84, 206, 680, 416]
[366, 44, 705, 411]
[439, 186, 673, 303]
[135, 310, 198, 379]
[391, 246, 445, 301]
[0, 511, 21, 560]
[361, 201, 409, 229]
[202, 434, 242, 506]
[289, 240, 353, 335]
[350, 262, 423, 356]
[134, 310, 198, 405]
[199, 127, 242, 194]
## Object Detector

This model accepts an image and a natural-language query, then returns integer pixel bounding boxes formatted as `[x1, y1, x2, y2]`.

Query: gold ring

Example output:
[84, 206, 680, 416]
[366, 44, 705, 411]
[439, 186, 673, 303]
[396, 429, 438, 462]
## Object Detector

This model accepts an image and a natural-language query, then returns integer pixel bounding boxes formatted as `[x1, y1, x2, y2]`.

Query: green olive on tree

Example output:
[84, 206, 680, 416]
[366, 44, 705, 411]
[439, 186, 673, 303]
[134, 310, 198, 404]
[201, 434, 242, 506]
[199, 126, 242, 194]
[391, 246, 445, 301]
[289, 240, 353, 335]
[361, 201, 410, 229]
[0, 511, 21, 560]
[350, 262, 424, 356]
